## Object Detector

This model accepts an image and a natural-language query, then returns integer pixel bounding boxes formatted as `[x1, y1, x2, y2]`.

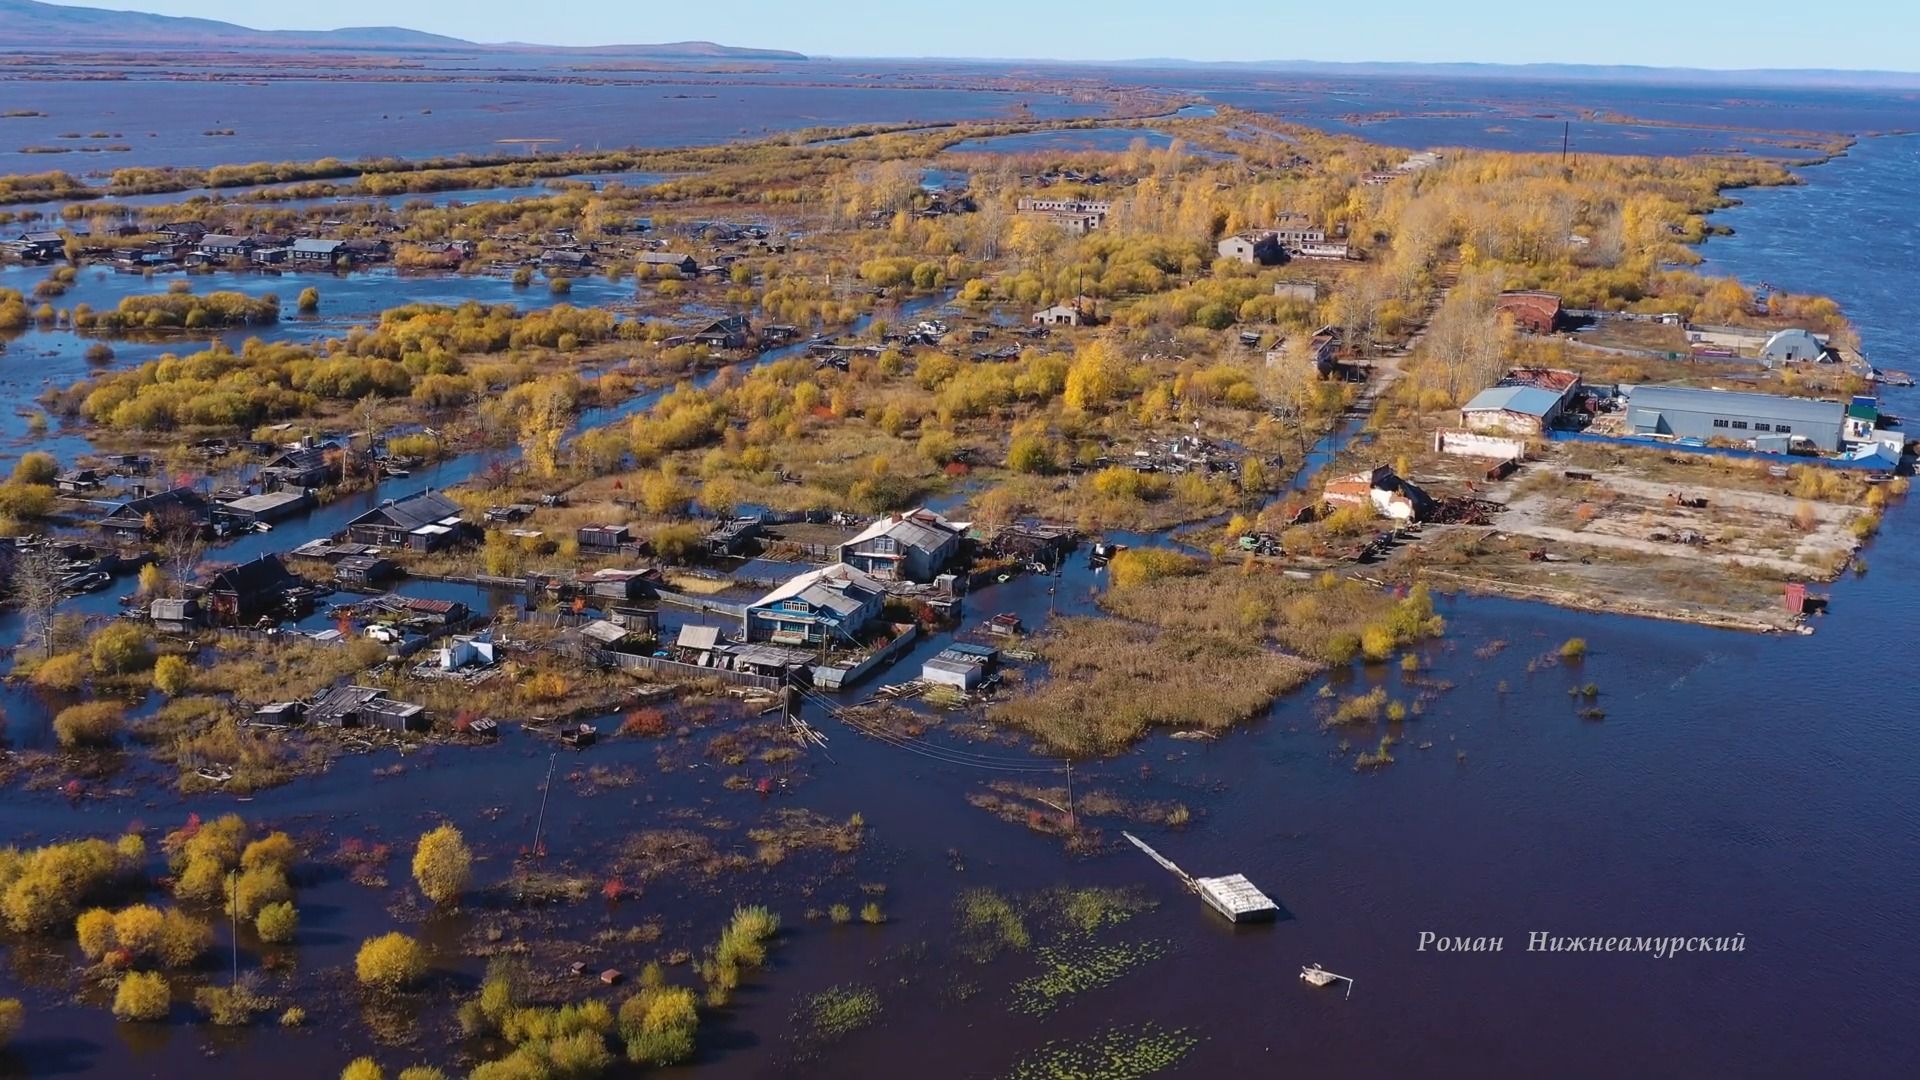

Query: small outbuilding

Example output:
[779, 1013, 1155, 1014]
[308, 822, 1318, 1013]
[1760, 328, 1831, 365]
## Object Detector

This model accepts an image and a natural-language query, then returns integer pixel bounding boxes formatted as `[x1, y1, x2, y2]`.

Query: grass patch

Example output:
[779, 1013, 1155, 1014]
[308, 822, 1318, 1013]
[1009, 938, 1169, 1015]
[798, 984, 880, 1041]
[992, 616, 1314, 755]
[1005, 1024, 1201, 1080]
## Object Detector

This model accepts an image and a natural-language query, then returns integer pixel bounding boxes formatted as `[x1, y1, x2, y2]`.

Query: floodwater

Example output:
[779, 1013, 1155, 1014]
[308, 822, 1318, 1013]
[3, 172, 675, 225]
[945, 128, 1208, 155]
[2, 105, 1919, 1080]
[0, 73, 1107, 174]
[1165, 73, 1920, 157]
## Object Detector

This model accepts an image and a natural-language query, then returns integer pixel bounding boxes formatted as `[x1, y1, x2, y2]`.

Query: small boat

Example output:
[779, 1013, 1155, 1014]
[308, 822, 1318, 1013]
[560, 723, 598, 748]
[1301, 964, 1354, 998]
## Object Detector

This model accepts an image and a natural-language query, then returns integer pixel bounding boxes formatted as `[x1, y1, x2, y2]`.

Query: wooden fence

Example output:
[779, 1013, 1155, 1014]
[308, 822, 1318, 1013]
[598, 649, 782, 689]
[654, 590, 749, 620]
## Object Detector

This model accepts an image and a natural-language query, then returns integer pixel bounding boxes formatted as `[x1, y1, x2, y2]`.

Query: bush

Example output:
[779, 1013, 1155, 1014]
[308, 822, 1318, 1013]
[1107, 548, 1200, 589]
[240, 832, 298, 874]
[195, 982, 265, 1026]
[356, 932, 426, 992]
[1559, 637, 1588, 660]
[0, 836, 142, 933]
[0, 482, 54, 519]
[30, 651, 86, 690]
[112, 971, 170, 1021]
[296, 287, 319, 313]
[280, 1006, 305, 1027]
[76, 907, 117, 959]
[411, 824, 472, 905]
[396, 1068, 447, 1080]
[10, 451, 57, 485]
[255, 901, 298, 944]
[1005, 435, 1054, 474]
[225, 865, 291, 920]
[53, 701, 124, 747]
[860, 902, 885, 924]
[89, 622, 154, 675]
[620, 985, 698, 1066]
[154, 909, 207, 968]
[153, 654, 191, 695]
[340, 1058, 384, 1080]
[0, 997, 20, 1047]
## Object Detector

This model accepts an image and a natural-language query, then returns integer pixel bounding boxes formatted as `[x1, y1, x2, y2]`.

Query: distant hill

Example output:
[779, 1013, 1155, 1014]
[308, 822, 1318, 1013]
[0, 0, 807, 59]
[1104, 57, 1920, 90]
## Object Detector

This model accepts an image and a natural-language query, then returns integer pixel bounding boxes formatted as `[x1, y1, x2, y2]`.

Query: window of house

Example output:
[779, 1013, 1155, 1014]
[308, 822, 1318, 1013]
[1712, 418, 1730, 428]
[1777, 424, 1791, 433]
[1731, 421, 1748, 429]
[1754, 423, 1771, 432]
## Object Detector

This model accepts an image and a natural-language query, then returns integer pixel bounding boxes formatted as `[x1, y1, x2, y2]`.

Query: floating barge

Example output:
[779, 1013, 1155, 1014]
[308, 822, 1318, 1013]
[1122, 831, 1277, 923]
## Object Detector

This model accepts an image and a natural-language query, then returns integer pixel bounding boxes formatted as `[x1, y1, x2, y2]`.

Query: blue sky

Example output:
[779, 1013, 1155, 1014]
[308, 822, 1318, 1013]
[74, 1, 1918, 70]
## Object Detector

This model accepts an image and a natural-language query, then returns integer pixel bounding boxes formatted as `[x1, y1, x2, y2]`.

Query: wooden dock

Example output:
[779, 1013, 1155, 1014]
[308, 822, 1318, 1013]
[1122, 832, 1277, 923]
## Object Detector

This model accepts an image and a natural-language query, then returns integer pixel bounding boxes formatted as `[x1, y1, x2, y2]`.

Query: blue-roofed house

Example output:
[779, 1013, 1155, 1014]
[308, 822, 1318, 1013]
[743, 563, 887, 646]
[1460, 385, 1572, 436]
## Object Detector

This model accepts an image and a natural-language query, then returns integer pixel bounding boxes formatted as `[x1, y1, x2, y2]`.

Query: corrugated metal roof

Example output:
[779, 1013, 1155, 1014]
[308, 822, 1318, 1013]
[843, 508, 963, 555]
[677, 625, 721, 651]
[750, 562, 884, 616]
[1462, 385, 1564, 417]
[1626, 385, 1844, 425]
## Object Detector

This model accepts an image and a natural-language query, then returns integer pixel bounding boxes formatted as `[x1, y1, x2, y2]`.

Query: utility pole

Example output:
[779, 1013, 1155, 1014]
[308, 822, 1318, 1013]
[1561, 122, 1570, 163]
[531, 752, 557, 859]
[228, 869, 239, 986]
[1064, 759, 1075, 829]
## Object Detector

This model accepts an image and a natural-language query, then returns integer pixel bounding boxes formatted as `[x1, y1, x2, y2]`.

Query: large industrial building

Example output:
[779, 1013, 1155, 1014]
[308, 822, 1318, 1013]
[1623, 386, 1846, 451]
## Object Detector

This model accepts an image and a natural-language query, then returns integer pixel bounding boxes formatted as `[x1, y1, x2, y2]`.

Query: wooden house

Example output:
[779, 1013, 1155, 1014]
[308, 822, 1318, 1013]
[345, 489, 472, 550]
[95, 487, 209, 536]
[837, 508, 965, 583]
[307, 685, 426, 732]
[744, 563, 886, 645]
[258, 443, 339, 490]
[694, 315, 752, 349]
[204, 554, 300, 626]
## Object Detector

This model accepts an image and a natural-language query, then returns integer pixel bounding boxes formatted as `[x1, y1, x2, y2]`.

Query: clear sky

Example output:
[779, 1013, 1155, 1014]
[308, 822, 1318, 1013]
[61, 0, 1920, 71]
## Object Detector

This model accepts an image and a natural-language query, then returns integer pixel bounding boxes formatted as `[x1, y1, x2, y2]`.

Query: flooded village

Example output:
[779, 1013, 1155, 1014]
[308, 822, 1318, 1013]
[1, 16, 1918, 1080]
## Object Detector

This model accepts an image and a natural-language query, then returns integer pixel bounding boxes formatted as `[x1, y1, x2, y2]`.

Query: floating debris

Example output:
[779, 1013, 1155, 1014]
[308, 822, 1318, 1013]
[1301, 963, 1354, 998]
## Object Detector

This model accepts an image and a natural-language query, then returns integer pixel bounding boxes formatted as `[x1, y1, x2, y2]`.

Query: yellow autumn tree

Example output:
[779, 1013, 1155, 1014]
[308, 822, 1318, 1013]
[411, 825, 472, 906]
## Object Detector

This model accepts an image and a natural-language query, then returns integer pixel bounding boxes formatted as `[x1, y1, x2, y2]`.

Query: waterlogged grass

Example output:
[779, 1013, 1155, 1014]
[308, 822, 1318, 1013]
[1047, 886, 1153, 935]
[959, 888, 1031, 960]
[959, 886, 1153, 964]
[1004, 1024, 1201, 1080]
[800, 984, 881, 1041]
[1009, 938, 1169, 1015]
